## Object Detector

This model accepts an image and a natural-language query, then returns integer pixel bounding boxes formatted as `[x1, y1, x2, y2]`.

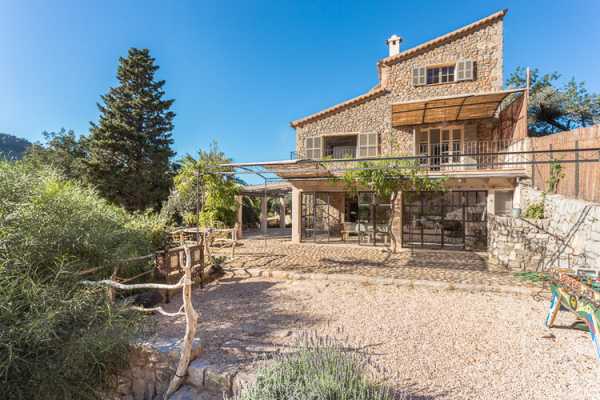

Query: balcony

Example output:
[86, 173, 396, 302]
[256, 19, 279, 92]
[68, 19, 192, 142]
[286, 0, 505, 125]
[290, 139, 529, 178]
[417, 139, 528, 173]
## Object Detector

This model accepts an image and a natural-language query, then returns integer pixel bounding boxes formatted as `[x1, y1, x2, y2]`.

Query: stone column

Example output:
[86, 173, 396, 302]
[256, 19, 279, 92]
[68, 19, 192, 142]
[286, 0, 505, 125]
[487, 189, 496, 216]
[260, 194, 268, 234]
[235, 195, 243, 239]
[291, 188, 302, 243]
[279, 196, 286, 229]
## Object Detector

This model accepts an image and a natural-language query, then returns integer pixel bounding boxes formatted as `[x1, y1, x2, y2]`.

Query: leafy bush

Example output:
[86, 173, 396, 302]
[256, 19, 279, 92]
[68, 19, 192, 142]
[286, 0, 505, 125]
[0, 161, 166, 399]
[232, 334, 398, 400]
[524, 201, 545, 219]
[165, 142, 239, 228]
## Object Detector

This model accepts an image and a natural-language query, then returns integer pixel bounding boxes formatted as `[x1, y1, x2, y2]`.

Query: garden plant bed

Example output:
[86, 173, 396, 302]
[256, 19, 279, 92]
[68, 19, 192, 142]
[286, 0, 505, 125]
[154, 275, 600, 400]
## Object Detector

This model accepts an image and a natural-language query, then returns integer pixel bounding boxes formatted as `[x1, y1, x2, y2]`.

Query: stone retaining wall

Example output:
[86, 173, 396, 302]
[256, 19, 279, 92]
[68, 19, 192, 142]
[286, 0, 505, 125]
[489, 186, 600, 272]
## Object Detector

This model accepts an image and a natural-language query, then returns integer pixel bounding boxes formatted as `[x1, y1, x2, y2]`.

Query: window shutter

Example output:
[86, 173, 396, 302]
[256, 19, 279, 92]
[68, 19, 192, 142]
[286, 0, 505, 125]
[358, 134, 367, 157]
[305, 137, 321, 159]
[463, 60, 474, 80]
[358, 133, 378, 158]
[368, 132, 377, 157]
[456, 60, 474, 81]
[315, 136, 321, 158]
[304, 137, 311, 158]
[412, 67, 425, 86]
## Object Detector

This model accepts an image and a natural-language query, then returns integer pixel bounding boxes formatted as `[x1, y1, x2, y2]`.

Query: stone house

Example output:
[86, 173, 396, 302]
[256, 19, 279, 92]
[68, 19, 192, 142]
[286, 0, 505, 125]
[239, 9, 531, 251]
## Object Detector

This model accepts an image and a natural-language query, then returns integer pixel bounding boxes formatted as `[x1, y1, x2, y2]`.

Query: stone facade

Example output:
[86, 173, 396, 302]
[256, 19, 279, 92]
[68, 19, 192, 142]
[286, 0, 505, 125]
[294, 13, 504, 158]
[489, 185, 600, 273]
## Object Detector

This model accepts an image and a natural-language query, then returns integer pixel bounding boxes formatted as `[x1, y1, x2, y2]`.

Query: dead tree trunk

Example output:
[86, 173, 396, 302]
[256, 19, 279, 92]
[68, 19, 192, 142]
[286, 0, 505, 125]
[388, 191, 398, 253]
[164, 244, 199, 399]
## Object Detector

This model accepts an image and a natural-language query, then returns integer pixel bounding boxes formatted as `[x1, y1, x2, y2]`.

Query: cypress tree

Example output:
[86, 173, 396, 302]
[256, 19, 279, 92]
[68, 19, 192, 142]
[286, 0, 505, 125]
[87, 48, 175, 211]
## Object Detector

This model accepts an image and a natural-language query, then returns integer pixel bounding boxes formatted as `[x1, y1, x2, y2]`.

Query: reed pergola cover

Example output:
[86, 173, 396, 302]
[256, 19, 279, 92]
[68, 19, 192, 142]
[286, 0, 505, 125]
[391, 88, 525, 127]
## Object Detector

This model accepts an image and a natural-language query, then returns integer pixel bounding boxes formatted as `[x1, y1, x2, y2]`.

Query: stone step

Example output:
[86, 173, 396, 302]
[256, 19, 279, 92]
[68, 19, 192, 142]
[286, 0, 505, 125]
[169, 384, 221, 400]
[185, 359, 256, 397]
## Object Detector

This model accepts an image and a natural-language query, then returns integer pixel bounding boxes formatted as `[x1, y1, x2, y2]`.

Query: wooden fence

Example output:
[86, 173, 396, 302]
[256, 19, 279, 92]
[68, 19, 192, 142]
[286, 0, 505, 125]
[530, 125, 600, 203]
[155, 242, 204, 302]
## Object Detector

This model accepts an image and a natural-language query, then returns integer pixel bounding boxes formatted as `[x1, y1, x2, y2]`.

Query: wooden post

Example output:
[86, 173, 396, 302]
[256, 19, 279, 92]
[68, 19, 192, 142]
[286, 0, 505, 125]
[260, 192, 268, 234]
[279, 196, 286, 229]
[575, 140, 580, 198]
[231, 225, 237, 258]
[164, 245, 199, 399]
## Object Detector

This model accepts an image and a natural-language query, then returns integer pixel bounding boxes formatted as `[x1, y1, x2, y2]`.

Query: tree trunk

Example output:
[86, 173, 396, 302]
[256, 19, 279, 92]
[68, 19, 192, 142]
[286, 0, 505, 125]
[388, 191, 398, 253]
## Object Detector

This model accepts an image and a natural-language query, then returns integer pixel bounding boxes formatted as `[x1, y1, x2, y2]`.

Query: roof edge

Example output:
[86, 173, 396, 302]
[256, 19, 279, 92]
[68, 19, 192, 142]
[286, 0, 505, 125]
[291, 87, 389, 128]
[379, 9, 507, 67]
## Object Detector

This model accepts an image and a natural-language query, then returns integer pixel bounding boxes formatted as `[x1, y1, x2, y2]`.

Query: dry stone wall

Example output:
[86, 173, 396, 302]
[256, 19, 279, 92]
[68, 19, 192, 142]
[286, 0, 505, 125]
[489, 186, 600, 273]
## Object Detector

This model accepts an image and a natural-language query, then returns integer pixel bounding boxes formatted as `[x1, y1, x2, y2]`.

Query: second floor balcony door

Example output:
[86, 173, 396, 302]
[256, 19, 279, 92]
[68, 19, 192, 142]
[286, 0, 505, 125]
[418, 127, 463, 171]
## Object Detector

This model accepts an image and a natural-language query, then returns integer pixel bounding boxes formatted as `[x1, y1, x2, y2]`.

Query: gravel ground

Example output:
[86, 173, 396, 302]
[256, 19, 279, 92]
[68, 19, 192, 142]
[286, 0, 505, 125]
[216, 239, 532, 287]
[156, 276, 600, 400]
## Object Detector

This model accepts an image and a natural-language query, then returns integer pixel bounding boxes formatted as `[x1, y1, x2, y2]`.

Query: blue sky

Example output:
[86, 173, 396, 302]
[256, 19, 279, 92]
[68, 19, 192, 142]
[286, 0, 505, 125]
[1, 0, 599, 168]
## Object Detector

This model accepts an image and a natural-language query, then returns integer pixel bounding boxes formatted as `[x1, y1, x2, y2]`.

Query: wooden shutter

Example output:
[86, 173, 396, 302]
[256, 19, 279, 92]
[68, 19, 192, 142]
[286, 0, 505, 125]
[456, 60, 474, 81]
[412, 67, 425, 86]
[305, 137, 321, 159]
[358, 133, 378, 158]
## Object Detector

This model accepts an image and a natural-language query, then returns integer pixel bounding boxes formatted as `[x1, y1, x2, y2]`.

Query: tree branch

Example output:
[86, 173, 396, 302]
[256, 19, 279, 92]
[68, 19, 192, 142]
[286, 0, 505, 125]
[81, 275, 186, 291]
[129, 305, 185, 317]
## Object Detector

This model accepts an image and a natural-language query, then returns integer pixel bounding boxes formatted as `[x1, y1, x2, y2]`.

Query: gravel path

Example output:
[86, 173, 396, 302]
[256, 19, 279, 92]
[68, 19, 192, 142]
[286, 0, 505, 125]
[156, 276, 600, 400]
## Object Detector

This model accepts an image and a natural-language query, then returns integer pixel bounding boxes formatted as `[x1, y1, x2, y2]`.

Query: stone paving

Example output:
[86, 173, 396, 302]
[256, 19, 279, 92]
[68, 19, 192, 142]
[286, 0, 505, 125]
[217, 237, 536, 288]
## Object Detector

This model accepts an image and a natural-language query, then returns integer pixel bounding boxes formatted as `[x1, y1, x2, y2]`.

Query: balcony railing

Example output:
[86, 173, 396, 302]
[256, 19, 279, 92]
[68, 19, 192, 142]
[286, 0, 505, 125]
[324, 146, 356, 159]
[417, 139, 527, 172]
[291, 139, 529, 172]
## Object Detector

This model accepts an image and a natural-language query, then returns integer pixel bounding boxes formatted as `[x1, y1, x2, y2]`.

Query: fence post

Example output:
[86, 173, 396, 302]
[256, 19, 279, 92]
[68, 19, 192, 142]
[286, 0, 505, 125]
[575, 140, 580, 198]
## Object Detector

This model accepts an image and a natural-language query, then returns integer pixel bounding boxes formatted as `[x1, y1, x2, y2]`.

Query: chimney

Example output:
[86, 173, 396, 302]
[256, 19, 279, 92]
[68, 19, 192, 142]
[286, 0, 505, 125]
[386, 34, 402, 57]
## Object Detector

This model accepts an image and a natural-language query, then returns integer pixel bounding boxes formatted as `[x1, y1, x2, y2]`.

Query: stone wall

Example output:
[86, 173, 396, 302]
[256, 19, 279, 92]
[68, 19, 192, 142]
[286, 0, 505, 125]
[489, 186, 600, 273]
[294, 15, 504, 157]
[110, 338, 200, 400]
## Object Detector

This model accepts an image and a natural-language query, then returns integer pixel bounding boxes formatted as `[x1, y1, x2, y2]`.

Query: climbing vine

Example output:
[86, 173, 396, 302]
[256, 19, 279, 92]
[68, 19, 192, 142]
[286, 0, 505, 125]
[340, 158, 446, 252]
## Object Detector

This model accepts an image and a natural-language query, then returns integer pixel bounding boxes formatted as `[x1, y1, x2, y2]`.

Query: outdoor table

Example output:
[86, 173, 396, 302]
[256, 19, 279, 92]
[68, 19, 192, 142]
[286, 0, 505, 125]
[545, 271, 600, 361]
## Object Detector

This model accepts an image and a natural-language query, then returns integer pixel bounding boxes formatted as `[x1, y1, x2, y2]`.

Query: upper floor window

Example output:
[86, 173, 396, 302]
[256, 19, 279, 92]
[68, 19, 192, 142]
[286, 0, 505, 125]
[413, 60, 474, 86]
[427, 66, 455, 84]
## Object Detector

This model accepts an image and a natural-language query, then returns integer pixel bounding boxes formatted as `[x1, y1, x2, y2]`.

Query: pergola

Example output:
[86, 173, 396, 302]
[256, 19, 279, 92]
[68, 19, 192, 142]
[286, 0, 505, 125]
[237, 181, 292, 236]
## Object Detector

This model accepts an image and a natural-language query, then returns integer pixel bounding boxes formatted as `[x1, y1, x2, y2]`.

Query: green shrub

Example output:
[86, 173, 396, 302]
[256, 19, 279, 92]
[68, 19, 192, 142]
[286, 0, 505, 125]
[232, 334, 400, 400]
[0, 161, 165, 399]
[523, 201, 545, 219]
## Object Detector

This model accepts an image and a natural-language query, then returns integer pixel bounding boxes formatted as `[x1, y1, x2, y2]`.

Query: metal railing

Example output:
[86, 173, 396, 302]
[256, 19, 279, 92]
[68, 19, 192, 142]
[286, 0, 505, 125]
[417, 139, 528, 172]
[292, 140, 529, 172]
[324, 146, 356, 159]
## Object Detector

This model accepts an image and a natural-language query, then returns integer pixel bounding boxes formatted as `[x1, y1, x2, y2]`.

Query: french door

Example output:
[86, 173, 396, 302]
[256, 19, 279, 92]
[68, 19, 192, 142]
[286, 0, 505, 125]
[417, 127, 463, 170]
[402, 191, 487, 250]
[357, 192, 391, 246]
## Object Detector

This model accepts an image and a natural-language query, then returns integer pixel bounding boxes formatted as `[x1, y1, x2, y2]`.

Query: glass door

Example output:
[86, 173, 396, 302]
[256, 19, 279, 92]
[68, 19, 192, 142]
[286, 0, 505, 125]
[301, 192, 315, 241]
[357, 192, 391, 246]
